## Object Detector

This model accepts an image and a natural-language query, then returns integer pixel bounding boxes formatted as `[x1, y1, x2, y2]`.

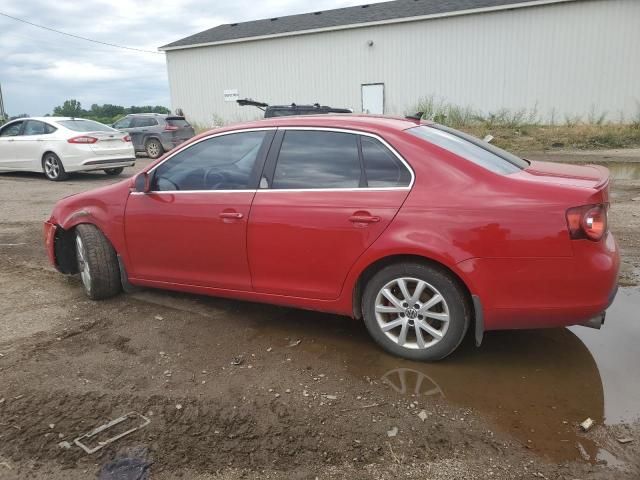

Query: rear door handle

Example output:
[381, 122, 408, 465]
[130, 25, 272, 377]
[219, 212, 244, 219]
[349, 215, 380, 224]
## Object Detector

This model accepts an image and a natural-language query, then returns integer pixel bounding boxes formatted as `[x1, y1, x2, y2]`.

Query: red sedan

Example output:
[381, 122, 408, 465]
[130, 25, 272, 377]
[44, 115, 619, 360]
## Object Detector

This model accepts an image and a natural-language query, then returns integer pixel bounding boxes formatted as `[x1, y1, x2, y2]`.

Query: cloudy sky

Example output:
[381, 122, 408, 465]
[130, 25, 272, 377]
[0, 0, 387, 117]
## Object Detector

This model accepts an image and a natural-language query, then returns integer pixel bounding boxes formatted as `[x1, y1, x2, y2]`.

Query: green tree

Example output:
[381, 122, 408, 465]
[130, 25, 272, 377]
[53, 99, 83, 117]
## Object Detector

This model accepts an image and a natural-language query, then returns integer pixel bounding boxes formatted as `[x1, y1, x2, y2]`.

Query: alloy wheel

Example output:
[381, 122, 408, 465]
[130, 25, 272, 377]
[374, 277, 450, 350]
[44, 155, 60, 179]
[76, 235, 92, 294]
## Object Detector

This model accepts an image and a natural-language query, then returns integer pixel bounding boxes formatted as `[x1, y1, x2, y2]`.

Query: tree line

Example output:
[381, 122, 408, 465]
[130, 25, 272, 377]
[52, 99, 171, 125]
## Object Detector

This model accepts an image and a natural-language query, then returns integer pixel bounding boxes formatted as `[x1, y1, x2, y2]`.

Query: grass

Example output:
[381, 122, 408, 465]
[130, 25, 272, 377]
[409, 96, 640, 154]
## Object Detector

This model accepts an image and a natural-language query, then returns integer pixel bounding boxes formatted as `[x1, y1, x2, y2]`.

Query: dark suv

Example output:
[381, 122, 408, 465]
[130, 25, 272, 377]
[113, 114, 195, 159]
[237, 99, 352, 118]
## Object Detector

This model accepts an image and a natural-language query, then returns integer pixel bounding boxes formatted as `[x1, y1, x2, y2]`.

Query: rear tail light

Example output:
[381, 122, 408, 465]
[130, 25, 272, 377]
[566, 204, 608, 241]
[123, 135, 131, 142]
[67, 136, 98, 144]
[164, 125, 179, 131]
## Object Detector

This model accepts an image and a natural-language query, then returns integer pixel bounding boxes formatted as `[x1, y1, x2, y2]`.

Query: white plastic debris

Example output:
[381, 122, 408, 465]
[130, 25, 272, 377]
[418, 410, 428, 422]
[387, 427, 398, 437]
[580, 418, 594, 432]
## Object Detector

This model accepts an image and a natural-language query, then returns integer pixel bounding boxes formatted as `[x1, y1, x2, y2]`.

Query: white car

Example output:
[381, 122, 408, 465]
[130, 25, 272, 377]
[0, 117, 136, 181]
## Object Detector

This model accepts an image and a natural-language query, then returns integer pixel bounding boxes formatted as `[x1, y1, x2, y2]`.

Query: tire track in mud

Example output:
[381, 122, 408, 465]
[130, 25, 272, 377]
[0, 389, 463, 475]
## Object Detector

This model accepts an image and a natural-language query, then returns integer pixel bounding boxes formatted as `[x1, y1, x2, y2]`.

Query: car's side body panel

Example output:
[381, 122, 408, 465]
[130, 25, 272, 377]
[44, 115, 620, 339]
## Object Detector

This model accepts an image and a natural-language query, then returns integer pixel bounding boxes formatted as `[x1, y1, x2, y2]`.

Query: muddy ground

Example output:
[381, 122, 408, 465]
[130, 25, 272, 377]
[0, 151, 639, 479]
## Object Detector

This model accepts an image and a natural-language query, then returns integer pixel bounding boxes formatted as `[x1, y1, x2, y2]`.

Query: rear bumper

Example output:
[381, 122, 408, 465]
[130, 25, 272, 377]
[458, 231, 620, 331]
[67, 158, 135, 172]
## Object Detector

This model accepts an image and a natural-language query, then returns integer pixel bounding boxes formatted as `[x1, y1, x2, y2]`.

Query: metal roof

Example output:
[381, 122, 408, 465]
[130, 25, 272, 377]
[160, 0, 576, 50]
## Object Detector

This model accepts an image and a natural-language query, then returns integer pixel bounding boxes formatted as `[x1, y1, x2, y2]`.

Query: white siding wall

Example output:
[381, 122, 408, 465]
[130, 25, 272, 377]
[165, 0, 640, 126]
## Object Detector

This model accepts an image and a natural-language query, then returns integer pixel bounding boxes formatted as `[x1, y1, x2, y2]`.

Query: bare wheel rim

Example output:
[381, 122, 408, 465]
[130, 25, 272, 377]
[44, 155, 60, 179]
[374, 277, 450, 350]
[147, 141, 160, 157]
[76, 235, 91, 294]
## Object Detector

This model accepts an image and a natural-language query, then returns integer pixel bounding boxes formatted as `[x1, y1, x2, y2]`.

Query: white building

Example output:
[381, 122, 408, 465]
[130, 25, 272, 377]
[160, 0, 640, 126]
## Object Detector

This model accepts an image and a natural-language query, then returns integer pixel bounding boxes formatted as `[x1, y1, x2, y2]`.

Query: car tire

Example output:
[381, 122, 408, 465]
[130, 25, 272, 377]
[145, 139, 164, 159]
[42, 153, 68, 181]
[362, 262, 470, 361]
[75, 224, 121, 300]
[104, 167, 125, 176]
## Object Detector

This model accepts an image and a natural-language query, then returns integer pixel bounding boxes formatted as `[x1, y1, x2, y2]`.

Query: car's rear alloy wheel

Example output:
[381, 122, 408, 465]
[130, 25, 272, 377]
[362, 263, 470, 361]
[145, 139, 164, 159]
[42, 153, 68, 181]
[104, 167, 125, 176]
[75, 224, 122, 300]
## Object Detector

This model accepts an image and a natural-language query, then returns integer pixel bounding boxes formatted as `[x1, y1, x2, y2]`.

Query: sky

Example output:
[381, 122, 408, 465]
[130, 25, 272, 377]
[0, 0, 388, 117]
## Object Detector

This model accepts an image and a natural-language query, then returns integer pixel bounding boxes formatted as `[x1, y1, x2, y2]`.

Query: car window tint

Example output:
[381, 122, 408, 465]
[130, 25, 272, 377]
[407, 126, 526, 174]
[58, 119, 114, 132]
[23, 120, 47, 136]
[361, 136, 411, 187]
[0, 121, 23, 137]
[273, 131, 361, 189]
[152, 131, 267, 191]
[114, 117, 132, 129]
[166, 118, 189, 127]
[44, 123, 57, 134]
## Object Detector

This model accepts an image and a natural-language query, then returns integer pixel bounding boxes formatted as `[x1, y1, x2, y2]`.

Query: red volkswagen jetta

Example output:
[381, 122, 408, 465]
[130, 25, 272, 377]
[44, 116, 619, 361]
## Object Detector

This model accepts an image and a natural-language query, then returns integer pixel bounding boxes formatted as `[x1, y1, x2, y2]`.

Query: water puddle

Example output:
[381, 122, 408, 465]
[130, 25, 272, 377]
[573, 160, 640, 180]
[255, 288, 640, 463]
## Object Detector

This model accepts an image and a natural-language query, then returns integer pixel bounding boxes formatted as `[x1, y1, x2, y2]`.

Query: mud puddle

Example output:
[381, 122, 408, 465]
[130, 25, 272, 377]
[571, 160, 640, 180]
[129, 287, 640, 465]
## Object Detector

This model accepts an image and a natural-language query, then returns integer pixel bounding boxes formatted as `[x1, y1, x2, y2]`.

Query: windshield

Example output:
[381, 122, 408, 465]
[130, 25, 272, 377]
[58, 119, 115, 133]
[406, 125, 529, 174]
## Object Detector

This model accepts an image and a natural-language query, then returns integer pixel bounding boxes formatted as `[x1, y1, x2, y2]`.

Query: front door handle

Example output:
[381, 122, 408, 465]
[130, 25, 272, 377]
[219, 212, 244, 220]
[349, 214, 380, 224]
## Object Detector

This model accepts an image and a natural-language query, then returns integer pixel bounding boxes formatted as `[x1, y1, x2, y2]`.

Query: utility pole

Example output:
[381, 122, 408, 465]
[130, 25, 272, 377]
[0, 82, 6, 122]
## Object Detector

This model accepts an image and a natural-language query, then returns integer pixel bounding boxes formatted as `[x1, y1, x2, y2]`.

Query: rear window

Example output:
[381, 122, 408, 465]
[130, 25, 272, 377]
[166, 117, 190, 127]
[58, 119, 114, 132]
[407, 125, 528, 174]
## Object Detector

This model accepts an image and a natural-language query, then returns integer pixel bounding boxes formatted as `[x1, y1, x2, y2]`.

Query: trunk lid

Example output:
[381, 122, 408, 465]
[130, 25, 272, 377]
[88, 132, 131, 155]
[519, 160, 610, 190]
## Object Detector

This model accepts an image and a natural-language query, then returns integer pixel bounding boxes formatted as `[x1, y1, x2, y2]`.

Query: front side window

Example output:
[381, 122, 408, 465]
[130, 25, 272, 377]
[273, 131, 361, 189]
[113, 117, 132, 129]
[58, 119, 114, 133]
[361, 136, 411, 187]
[407, 125, 528, 174]
[152, 131, 268, 191]
[0, 121, 24, 137]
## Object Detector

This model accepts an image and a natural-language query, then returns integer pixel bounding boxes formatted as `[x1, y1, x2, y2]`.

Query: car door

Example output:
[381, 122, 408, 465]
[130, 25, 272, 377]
[14, 120, 50, 169]
[124, 128, 275, 290]
[247, 128, 413, 300]
[0, 120, 25, 169]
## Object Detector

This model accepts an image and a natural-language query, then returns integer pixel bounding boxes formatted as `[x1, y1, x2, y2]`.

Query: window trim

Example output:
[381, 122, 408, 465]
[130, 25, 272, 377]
[260, 127, 414, 192]
[135, 126, 414, 195]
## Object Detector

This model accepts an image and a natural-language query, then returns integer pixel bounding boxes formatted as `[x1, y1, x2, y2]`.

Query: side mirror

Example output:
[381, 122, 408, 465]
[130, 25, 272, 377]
[134, 172, 151, 193]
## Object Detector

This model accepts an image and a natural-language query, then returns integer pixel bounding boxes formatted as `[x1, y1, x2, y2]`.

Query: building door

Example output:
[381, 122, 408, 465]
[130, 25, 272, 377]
[362, 83, 384, 114]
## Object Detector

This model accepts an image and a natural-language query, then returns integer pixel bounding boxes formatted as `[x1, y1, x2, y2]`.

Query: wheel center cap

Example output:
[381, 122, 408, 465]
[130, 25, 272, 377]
[405, 308, 418, 319]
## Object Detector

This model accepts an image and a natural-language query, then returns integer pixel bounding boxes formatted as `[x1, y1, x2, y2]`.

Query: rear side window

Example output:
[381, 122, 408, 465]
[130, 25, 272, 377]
[58, 119, 114, 132]
[361, 136, 411, 187]
[273, 131, 361, 189]
[133, 117, 158, 128]
[23, 120, 48, 136]
[152, 131, 268, 191]
[407, 125, 528, 174]
[166, 118, 189, 128]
